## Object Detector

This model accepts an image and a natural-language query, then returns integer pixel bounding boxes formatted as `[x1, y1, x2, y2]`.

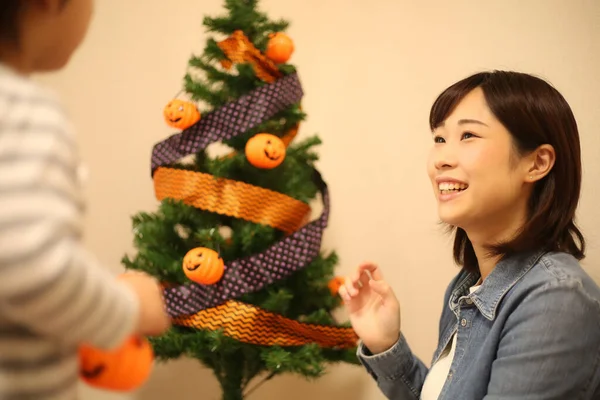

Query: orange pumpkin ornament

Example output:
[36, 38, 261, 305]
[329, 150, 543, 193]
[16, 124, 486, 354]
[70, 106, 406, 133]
[79, 336, 154, 392]
[245, 133, 286, 169]
[163, 99, 201, 130]
[183, 247, 225, 285]
[265, 32, 294, 64]
[328, 276, 346, 296]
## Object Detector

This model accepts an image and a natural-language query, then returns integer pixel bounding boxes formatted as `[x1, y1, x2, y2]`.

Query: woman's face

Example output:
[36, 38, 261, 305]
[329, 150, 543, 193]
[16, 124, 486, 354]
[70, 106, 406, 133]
[426, 87, 533, 238]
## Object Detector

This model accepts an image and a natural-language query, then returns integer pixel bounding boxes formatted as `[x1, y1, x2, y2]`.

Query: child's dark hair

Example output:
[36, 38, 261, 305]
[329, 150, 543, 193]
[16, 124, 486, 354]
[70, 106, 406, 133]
[0, 0, 27, 45]
[0, 0, 69, 46]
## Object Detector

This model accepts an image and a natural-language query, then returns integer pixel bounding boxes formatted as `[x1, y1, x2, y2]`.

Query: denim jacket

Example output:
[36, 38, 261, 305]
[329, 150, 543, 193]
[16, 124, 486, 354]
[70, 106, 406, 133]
[357, 251, 600, 399]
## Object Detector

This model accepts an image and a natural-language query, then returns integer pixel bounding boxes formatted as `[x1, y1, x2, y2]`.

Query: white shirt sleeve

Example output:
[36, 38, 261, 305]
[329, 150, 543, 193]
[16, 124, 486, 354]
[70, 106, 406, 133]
[0, 70, 139, 350]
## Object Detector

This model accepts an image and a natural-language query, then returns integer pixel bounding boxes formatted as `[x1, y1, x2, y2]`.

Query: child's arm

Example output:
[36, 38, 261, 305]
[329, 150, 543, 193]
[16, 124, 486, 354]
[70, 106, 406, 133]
[0, 94, 145, 350]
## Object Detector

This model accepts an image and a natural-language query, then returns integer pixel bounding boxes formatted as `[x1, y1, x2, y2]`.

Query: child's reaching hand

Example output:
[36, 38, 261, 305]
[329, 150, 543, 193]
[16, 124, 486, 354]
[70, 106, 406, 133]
[118, 272, 171, 336]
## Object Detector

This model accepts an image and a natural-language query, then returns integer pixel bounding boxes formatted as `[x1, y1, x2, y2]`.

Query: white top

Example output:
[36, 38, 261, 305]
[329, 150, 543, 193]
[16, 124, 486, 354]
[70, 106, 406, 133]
[421, 281, 481, 400]
[0, 63, 138, 399]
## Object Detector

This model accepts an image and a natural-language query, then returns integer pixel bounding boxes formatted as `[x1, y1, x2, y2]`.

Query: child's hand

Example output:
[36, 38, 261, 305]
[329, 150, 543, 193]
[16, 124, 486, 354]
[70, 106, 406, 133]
[339, 262, 401, 354]
[118, 272, 171, 336]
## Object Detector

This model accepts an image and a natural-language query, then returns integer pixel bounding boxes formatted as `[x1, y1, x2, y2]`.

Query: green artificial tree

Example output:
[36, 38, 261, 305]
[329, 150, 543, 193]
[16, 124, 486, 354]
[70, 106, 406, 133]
[122, 1, 360, 399]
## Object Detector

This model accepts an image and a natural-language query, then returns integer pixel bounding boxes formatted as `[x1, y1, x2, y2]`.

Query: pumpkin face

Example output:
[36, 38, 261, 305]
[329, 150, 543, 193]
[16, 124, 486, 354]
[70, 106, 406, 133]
[79, 336, 154, 391]
[163, 99, 201, 130]
[265, 32, 294, 64]
[245, 133, 286, 169]
[183, 247, 225, 285]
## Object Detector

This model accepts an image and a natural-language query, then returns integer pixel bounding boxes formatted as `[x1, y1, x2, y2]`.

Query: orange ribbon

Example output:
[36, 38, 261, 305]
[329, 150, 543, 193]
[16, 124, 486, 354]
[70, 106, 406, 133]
[153, 167, 310, 235]
[173, 300, 358, 349]
[217, 30, 283, 83]
[155, 30, 305, 233]
[216, 29, 299, 155]
[157, 30, 357, 349]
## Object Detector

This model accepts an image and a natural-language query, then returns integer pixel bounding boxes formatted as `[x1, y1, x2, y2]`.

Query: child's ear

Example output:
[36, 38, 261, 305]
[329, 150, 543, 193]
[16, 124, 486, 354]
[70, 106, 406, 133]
[525, 144, 555, 183]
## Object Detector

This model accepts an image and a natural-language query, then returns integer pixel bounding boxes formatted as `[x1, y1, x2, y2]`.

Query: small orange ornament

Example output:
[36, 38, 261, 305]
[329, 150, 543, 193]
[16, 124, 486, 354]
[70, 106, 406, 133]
[265, 32, 294, 64]
[245, 133, 286, 169]
[328, 276, 346, 296]
[79, 336, 154, 392]
[163, 99, 201, 130]
[183, 247, 225, 285]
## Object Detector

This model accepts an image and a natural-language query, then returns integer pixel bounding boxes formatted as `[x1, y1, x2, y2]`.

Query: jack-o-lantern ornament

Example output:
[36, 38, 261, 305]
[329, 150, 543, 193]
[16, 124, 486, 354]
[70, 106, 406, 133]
[265, 32, 294, 64]
[245, 133, 286, 169]
[328, 276, 346, 296]
[183, 247, 225, 285]
[79, 335, 154, 391]
[163, 99, 201, 130]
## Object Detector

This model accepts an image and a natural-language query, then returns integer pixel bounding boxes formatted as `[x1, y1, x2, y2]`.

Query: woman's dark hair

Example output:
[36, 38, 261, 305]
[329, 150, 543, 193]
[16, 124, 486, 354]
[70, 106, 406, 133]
[429, 70, 585, 273]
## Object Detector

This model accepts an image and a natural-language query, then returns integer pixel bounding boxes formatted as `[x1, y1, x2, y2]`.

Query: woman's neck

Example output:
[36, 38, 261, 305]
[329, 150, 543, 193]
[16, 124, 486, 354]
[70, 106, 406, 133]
[465, 201, 529, 281]
[471, 245, 501, 281]
[467, 221, 525, 281]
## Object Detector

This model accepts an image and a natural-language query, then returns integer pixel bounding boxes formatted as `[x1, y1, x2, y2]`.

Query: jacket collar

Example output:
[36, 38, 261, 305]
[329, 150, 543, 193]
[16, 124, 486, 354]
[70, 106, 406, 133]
[449, 250, 545, 320]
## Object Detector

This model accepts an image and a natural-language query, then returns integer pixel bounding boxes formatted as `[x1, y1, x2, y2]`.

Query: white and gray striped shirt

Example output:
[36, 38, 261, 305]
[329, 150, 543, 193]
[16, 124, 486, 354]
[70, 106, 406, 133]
[0, 64, 139, 399]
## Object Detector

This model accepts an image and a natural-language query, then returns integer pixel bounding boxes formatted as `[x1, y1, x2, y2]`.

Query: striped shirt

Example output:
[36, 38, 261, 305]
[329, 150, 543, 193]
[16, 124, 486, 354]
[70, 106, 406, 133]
[0, 63, 139, 399]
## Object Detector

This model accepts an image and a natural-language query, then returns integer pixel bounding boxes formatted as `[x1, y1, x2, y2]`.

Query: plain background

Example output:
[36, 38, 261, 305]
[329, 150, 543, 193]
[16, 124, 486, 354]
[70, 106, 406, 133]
[34, 0, 599, 399]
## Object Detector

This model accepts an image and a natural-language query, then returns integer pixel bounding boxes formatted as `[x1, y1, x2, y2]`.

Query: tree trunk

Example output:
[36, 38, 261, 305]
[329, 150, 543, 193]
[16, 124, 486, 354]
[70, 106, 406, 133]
[222, 387, 244, 400]
[220, 369, 245, 400]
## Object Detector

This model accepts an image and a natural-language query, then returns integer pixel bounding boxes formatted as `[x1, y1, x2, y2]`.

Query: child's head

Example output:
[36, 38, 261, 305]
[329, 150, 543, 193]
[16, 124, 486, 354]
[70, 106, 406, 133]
[426, 70, 584, 271]
[0, 0, 93, 73]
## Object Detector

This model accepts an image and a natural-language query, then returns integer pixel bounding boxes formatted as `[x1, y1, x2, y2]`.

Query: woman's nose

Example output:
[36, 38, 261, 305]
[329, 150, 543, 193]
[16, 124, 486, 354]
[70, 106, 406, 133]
[433, 146, 457, 170]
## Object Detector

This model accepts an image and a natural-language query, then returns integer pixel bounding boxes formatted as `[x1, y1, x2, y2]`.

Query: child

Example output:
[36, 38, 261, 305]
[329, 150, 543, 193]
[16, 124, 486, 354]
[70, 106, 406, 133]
[0, 0, 171, 398]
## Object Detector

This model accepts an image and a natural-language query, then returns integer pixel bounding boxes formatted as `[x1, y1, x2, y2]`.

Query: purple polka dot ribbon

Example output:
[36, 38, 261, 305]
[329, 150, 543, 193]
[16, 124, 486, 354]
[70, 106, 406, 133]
[148, 71, 326, 317]
[151, 72, 304, 175]
[162, 168, 330, 317]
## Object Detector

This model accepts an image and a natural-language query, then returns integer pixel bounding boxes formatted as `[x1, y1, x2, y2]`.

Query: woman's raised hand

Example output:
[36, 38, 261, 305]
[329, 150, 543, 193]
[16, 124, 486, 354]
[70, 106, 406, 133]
[339, 262, 401, 354]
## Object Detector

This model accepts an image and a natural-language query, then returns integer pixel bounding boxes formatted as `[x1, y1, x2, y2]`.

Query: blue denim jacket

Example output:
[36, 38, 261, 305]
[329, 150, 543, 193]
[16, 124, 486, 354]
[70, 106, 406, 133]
[357, 251, 600, 399]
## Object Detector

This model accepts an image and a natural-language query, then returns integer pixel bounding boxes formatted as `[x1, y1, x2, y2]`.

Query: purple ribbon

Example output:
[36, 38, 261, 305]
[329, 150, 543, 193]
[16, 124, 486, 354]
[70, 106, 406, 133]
[163, 168, 329, 317]
[151, 72, 304, 175]
[148, 71, 327, 317]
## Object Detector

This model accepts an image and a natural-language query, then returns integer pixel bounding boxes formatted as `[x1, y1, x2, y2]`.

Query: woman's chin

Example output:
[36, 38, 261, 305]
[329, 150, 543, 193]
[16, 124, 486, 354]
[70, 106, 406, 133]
[437, 211, 466, 228]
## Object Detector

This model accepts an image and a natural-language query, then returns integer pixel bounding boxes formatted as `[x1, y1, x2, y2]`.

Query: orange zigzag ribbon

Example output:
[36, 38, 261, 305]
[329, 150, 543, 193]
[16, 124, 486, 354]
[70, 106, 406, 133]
[154, 31, 304, 232]
[173, 300, 359, 349]
[153, 167, 310, 235]
[216, 29, 300, 159]
[217, 30, 283, 83]
[160, 31, 357, 348]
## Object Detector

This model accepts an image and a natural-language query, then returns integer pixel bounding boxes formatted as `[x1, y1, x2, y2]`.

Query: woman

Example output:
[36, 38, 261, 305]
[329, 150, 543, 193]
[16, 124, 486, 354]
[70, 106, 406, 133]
[339, 70, 600, 399]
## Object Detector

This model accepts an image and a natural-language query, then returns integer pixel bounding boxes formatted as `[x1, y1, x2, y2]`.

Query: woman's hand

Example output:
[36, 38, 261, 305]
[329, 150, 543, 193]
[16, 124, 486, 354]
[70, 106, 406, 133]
[339, 262, 401, 354]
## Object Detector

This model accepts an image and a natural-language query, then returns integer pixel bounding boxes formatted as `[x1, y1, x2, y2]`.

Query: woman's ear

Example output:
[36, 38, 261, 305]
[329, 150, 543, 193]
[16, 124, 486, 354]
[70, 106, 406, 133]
[526, 144, 555, 182]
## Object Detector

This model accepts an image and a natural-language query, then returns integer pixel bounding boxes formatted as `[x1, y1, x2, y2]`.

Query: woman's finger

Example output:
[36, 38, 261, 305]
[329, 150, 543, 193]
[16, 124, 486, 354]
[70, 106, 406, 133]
[357, 269, 372, 291]
[338, 284, 351, 303]
[343, 275, 359, 296]
[357, 262, 384, 281]
[351, 266, 366, 286]
[369, 279, 398, 308]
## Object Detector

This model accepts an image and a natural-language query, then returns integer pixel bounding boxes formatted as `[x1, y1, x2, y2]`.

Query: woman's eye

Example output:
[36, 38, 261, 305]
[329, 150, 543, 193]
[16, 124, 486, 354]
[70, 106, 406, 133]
[433, 136, 445, 143]
[462, 132, 476, 140]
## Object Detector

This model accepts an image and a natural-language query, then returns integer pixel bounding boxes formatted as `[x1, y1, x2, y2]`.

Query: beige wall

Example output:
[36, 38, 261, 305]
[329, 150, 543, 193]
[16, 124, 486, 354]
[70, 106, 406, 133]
[35, 0, 600, 399]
